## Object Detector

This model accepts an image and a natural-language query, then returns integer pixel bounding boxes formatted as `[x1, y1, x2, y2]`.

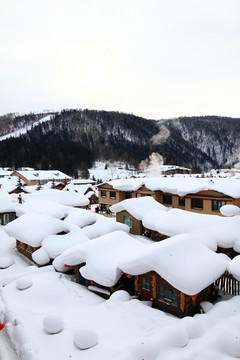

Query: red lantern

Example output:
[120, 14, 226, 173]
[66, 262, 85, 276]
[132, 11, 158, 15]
[232, 198, 236, 203]
[64, 264, 69, 269]
[0, 321, 5, 331]
[190, 294, 198, 298]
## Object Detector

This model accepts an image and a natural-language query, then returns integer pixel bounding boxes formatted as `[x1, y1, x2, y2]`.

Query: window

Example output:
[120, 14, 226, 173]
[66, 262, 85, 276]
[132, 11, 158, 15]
[178, 196, 185, 207]
[212, 200, 226, 211]
[3, 213, 15, 225]
[123, 215, 132, 228]
[163, 194, 172, 205]
[159, 285, 178, 307]
[191, 198, 203, 209]
[110, 191, 116, 199]
[142, 277, 150, 291]
[101, 190, 106, 198]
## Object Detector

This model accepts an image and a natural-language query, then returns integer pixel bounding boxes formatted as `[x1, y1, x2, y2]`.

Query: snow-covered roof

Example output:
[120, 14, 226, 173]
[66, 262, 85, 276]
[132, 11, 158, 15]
[21, 189, 89, 207]
[59, 230, 146, 287]
[107, 177, 240, 198]
[111, 197, 240, 251]
[4, 213, 69, 247]
[82, 214, 129, 239]
[0, 194, 19, 213]
[12, 170, 71, 181]
[119, 233, 228, 295]
[110, 196, 168, 220]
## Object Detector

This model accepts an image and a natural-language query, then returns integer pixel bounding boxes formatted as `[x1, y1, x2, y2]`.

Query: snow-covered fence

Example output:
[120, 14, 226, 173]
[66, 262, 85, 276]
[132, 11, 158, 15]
[214, 271, 240, 296]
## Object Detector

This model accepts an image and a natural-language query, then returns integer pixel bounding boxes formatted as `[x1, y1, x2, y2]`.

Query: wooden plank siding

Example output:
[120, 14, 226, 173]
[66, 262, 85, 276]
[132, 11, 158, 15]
[135, 271, 212, 318]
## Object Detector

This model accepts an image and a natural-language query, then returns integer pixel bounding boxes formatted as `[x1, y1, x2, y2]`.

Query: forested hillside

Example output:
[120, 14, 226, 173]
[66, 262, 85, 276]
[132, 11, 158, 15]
[0, 109, 239, 176]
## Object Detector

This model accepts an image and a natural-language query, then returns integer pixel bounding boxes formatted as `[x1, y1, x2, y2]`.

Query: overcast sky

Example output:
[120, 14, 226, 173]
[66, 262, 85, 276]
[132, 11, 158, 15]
[1, 0, 240, 119]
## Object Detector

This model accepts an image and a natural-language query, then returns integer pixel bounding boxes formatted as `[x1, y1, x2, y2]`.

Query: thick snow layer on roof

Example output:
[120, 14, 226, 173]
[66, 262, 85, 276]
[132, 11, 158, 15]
[60, 231, 146, 287]
[0, 194, 18, 212]
[12, 170, 71, 181]
[4, 213, 68, 247]
[110, 196, 168, 220]
[119, 233, 228, 295]
[22, 189, 89, 207]
[64, 208, 97, 228]
[108, 177, 240, 198]
[82, 214, 129, 239]
[42, 223, 89, 259]
[16, 198, 68, 218]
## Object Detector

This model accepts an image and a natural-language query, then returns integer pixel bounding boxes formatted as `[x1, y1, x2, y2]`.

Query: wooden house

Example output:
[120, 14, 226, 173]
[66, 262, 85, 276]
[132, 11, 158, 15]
[11, 170, 71, 186]
[120, 233, 228, 318]
[99, 177, 240, 216]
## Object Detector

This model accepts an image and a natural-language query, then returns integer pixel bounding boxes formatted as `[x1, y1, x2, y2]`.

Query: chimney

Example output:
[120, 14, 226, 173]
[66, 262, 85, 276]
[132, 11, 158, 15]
[18, 194, 22, 204]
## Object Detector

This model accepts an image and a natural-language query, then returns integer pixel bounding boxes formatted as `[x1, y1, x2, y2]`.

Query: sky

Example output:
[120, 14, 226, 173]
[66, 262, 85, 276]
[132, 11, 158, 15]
[0, 0, 240, 120]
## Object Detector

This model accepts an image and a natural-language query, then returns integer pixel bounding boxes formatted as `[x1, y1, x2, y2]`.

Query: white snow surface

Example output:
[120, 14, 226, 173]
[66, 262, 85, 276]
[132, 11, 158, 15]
[119, 233, 228, 295]
[0, 223, 240, 360]
[220, 204, 240, 217]
[82, 214, 129, 239]
[108, 176, 240, 198]
[0, 115, 52, 141]
[110, 196, 168, 220]
[60, 231, 145, 287]
[42, 314, 64, 334]
[4, 213, 69, 247]
[22, 189, 89, 207]
[74, 328, 98, 349]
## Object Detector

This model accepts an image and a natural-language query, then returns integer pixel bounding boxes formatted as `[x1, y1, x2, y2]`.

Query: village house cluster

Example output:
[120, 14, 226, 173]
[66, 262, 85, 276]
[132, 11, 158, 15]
[1, 168, 240, 318]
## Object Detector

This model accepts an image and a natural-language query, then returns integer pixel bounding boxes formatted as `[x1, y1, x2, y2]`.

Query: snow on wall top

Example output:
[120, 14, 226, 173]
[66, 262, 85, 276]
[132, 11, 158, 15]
[119, 233, 228, 295]
[108, 177, 240, 198]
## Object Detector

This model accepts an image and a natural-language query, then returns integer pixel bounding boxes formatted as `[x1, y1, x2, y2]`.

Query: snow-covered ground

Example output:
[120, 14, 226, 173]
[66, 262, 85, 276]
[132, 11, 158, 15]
[1, 226, 240, 359]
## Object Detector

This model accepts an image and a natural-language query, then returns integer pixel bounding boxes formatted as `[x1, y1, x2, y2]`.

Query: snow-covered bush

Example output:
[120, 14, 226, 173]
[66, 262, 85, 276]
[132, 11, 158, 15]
[16, 277, 33, 291]
[74, 328, 98, 350]
[0, 256, 14, 269]
[43, 314, 63, 334]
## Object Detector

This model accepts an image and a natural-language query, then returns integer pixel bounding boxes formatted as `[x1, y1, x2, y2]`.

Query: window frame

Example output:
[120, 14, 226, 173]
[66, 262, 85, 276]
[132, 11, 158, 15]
[123, 215, 132, 228]
[101, 190, 106, 198]
[110, 191, 116, 199]
[163, 194, 172, 205]
[159, 285, 178, 307]
[191, 198, 203, 210]
[142, 277, 151, 291]
[212, 200, 226, 211]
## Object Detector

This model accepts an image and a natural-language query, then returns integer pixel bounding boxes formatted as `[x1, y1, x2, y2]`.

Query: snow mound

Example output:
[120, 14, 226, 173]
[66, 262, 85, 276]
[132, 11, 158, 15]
[16, 277, 33, 290]
[181, 316, 204, 339]
[32, 248, 50, 266]
[0, 256, 14, 269]
[108, 290, 131, 303]
[220, 204, 240, 217]
[43, 314, 63, 334]
[163, 325, 189, 347]
[74, 328, 98, 349]
[219, 324, 240, 357]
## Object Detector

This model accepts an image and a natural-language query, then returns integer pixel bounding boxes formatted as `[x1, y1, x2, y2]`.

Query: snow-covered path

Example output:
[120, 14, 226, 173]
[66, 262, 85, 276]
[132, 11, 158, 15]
[0, 329, 18, 360]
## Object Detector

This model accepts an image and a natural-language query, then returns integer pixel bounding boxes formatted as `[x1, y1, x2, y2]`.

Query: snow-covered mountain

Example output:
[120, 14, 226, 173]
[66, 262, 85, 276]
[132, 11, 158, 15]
[0, 110, 239, 175]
